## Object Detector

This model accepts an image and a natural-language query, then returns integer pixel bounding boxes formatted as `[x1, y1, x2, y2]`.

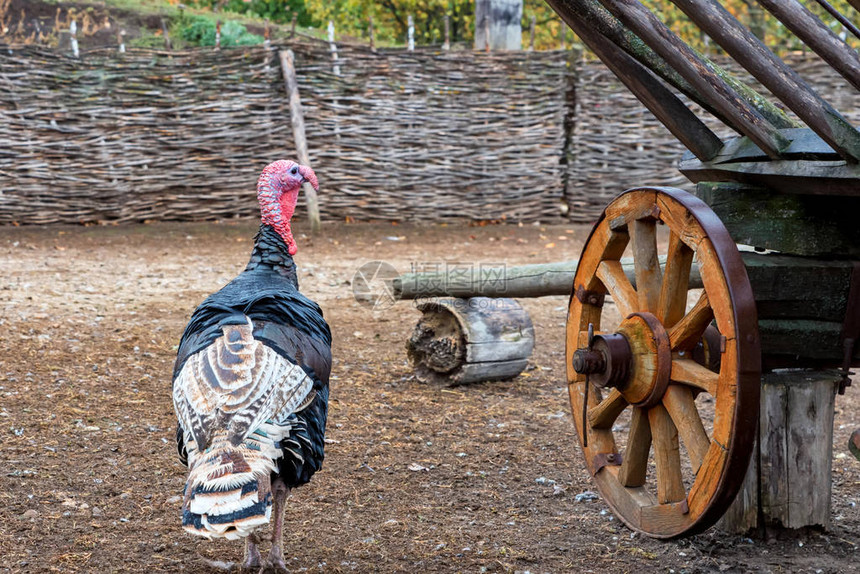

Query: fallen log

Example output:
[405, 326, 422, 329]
[393, 256, 697, 299]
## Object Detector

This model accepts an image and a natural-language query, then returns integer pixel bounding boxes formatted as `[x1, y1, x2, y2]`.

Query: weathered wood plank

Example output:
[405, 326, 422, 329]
[696, 181, 860, 258]
[668, 0, 860, 162]
[594, 0, 790, 158]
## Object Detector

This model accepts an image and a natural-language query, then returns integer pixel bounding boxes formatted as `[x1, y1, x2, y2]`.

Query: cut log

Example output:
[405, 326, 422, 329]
[720, 370, 839, 534]
[406, 297, 535, 385]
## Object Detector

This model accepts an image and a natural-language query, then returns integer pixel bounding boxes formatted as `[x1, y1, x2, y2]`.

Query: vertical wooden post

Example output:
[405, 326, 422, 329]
[528, 15, 536, 51]
[215, 20, 221, 50]
[279, 50, 322, 234]
[558, 18, 566, 50]
[117, 29, 126, 54]
[484, 16, 491, 52]
[327, 21, 340, 75]
[408, 15, 415, 51]
[70, 20, 79, 58]
[264, 18, 270, 49]
[161, 17, 172, 51]
[368, 15, 375, 52]
[290, 13, 297, 37]
[720, 370, 839, 533]
[443, 15, 450, 50]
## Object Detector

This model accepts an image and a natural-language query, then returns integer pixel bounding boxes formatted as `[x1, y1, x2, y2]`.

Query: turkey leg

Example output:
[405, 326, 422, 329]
[242, 533, 262, 570]
[263, 478, 290, 573]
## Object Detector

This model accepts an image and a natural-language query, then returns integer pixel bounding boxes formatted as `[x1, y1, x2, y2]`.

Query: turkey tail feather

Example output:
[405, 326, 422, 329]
[181, 428, 281, 540]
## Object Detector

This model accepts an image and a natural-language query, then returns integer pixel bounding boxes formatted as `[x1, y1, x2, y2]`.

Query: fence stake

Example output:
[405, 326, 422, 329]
[215, 20, 221, 50]
[117, 29, 125, 53]
[443, 15, 450, 50]
[161, 17, 172, 51]
[279, 49, 322, 234]
[369, 15, 375, 52]
[408, 15, 415, 51]
[529, 15, 536, 51]
[264, 18, 270, 49]
[290, 13, 297, 37]
[70, 21, 79, 58]
[328, 21, 340, 75]
[484, 15, 491, 52]
[558, 18, 565, 50]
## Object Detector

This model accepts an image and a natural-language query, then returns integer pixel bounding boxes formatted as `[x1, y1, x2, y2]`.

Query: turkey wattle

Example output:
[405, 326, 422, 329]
[172, 160, 331, 571]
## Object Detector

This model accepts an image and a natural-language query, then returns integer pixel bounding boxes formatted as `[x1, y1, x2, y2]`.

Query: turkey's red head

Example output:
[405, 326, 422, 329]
[257, 160, 319, 255]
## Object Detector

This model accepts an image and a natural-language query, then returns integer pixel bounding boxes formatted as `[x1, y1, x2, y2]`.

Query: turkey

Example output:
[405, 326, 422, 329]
[172, 160, 331, 571]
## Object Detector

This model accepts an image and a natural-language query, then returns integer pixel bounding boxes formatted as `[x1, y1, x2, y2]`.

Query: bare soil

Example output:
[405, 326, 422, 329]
[0, 220, 858, 573]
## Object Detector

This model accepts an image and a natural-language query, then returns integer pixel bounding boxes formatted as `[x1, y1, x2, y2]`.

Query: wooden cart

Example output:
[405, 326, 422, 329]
[399, 0, 860, 539]
[548, 0, 860, 538]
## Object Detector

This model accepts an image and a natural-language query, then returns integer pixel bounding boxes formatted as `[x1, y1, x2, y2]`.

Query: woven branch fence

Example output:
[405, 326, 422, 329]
[0, 39, 857, 225]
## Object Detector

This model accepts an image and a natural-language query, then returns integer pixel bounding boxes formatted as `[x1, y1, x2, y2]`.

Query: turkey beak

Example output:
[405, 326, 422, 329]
[298, 165, 319, 192]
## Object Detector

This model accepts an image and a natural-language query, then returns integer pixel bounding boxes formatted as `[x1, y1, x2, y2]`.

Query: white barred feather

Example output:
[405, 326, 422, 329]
[173, 317, 314, 539]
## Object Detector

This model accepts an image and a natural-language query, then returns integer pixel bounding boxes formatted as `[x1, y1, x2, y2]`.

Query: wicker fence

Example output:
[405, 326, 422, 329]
[0, 39, 857, 225]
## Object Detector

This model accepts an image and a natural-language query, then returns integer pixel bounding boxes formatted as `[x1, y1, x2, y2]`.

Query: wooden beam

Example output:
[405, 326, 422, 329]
[681, 130, 860, 196]
[545, 0, 798, 131]
[697, 182, 860, 259]
[393, 255, 700, 299]
[668, 0, 860, 163]
[279, 50, 322, 233]
[554, 7, 722, 161]
[757, 0, 860, 92]
[591, 0, 790, 158]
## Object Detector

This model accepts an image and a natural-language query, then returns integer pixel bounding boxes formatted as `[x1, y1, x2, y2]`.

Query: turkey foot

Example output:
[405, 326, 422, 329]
[242, 533, 263, 571]
[258, 480, 290, 573]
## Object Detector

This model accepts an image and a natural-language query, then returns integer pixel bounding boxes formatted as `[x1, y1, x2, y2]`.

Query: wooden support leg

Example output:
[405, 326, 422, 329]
[720, 370, 839, 534]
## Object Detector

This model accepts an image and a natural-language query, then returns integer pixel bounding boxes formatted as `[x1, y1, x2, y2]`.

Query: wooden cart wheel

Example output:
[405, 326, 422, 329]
[566, 187, 760, 538]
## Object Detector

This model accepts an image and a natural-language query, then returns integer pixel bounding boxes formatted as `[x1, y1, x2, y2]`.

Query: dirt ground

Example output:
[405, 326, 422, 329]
[1, 219, 858, 573]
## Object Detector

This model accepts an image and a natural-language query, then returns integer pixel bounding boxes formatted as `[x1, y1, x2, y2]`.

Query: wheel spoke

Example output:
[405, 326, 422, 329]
[657, 232, 694, 328]
[648, 405, 686, 504]
[631, 218, 663, 314]
[668, 290, 714, 351]
[597, 261, 638, 317]
[588, 388, 628, 429]
[663, 385, 710, 473]
[618, 406, 651, 487]
[670, 358, 719, 395]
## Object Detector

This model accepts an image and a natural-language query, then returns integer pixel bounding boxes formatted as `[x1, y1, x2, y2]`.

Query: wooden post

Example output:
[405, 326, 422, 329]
[721, 370, 839, 533]
[70, 20, 79, 58]
[264, 18, 270, 49]
[443, 14, 450, 50]
[484, 16, 491, 52]
[368, 15, 375, 52]
[327, 21, 340, 75]
[117, 29, 126, 54]
[215, 20, 221, 50]
[528, 15, 536, 51]
[290, 13, 297, 37]
[279, 50, 322, 233]
[408, 15, 415, 51]
[161, 17, 172, 51]
[558, 20, 567, 50]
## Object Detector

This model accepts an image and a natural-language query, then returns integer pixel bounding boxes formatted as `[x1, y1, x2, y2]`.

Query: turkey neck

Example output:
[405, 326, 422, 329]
[245, 224, 299, 288]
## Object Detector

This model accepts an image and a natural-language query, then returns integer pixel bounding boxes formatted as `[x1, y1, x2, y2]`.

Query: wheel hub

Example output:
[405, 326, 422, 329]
[572, 312, 672, 408]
